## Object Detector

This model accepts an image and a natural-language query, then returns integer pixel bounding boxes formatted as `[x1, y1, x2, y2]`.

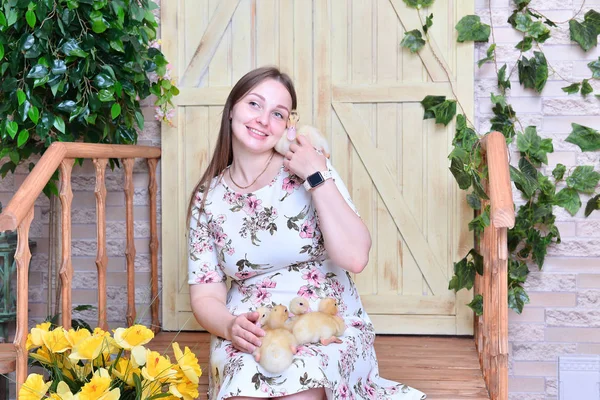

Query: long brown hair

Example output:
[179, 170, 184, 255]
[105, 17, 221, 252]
[186, 66, 298, 227]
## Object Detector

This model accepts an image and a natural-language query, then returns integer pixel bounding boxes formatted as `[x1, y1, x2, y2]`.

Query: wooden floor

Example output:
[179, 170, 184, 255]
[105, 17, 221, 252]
[150, 332, 490, 400]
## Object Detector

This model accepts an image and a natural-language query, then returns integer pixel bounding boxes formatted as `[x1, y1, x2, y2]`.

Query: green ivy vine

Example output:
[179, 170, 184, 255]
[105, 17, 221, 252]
[401, 0, 600, 314]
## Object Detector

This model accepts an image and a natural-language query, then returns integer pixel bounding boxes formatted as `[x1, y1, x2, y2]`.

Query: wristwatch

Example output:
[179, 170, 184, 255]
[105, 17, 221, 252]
[303, 170, 332, 191]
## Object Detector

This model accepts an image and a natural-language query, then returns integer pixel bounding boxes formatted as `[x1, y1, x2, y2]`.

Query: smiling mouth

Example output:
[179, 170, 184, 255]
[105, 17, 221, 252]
[247, 127, 268, 137]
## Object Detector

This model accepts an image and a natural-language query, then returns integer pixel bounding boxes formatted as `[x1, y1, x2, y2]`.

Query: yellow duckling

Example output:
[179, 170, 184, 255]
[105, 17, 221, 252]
[292, 298, 346, 346]
[253, 305, 298, 374]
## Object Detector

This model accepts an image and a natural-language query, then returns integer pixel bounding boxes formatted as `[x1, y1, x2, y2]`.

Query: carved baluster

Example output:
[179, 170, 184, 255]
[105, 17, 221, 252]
[59, 160, 73, 329]
[14, 208, 34, 394]
[123, 158, 136, 326]
[147, 158, 160, 332]
[94, 158, 109, 331]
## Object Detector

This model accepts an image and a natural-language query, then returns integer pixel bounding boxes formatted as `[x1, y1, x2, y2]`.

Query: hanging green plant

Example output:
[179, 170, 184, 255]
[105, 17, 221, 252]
[0, 0, 178, 195]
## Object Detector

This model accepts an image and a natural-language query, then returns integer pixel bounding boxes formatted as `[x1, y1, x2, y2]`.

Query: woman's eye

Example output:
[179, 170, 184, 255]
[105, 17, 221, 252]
[273, 111, 284, 119]
[249, 101, 260, 108]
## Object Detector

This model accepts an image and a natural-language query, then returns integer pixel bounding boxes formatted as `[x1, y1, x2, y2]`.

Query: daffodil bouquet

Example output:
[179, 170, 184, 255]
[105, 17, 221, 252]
[20, 323, 201, 399]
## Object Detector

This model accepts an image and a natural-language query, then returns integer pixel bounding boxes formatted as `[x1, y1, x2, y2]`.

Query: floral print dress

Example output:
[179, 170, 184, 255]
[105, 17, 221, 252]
[188, 159, 426, 400]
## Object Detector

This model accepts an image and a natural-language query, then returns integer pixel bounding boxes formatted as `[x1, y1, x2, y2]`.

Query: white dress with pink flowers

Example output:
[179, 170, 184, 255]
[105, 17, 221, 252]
[188, 159, 426, 400]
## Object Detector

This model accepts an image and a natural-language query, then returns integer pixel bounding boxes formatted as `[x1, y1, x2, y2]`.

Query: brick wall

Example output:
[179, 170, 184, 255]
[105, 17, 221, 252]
[477, 0, 600, 399]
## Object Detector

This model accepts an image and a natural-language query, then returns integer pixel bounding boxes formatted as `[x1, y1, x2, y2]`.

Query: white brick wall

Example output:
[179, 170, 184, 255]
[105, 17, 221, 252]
[477, 1, 600, 399]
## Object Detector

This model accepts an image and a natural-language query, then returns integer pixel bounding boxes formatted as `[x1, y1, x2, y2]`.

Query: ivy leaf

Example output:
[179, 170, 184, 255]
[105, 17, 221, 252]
[516, 126, 553, 166]
[585, 194, 600, 217]
[466, 192, 482, 210]
[478, 44, 496, 68]
[566, 123, 600, 152]
[508, 286, 530, 314]
[423, 13, 433, 34]
[510, 165, 538, 199]
[517, 52, 548, 93]
[562, 82, 581, 94]
[497, 64, 511, 91]
[402, 0, 435, 8]
[554, 188, 581, 215]
[467, 294, 483, 316]
[515, 36, 533, 52]
[448, 250, 482, 291]
[449, 157, 471, 190]
[552, 164, 566, 181]
[400, 29, 426, 53]
[514, 0, 531, 10]
[589, 57, 600, 79]
[456, 15, 491, 42]
[581, 79, 593, 96]
[569, 19, 598, 52]
[509, 260, 530, 284]
[566, 165, 600, 193]
[468, 206, 490, 234]
[421, 95, 446, 119]
[429, 100, 457, 126]
[584, 10, 600, 34]
[471, 173, 489, 200]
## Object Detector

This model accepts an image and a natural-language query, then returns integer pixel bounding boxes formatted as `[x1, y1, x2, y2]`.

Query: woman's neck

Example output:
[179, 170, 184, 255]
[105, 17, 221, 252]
[230, 147, 276, 182]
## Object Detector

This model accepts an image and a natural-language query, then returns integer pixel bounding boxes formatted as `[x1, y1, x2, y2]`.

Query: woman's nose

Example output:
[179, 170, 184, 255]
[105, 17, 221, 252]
[256, 110, 269, 126]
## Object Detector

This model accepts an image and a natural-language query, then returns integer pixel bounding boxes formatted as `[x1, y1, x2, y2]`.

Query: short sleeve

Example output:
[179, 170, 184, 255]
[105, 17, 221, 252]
[188, 202, 227, 285]
[326, 158, 360, 217]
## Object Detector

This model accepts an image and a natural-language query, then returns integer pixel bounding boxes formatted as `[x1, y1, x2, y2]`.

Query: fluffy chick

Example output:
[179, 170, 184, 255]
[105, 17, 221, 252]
[292, 298, 346, 346]
[274, 125, 331, 159]
[253, 305, 298, 374]
[284, 297, 312, 331]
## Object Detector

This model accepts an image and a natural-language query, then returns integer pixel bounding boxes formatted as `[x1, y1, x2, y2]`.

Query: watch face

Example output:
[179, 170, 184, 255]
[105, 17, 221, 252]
[307, 172, 324, 187]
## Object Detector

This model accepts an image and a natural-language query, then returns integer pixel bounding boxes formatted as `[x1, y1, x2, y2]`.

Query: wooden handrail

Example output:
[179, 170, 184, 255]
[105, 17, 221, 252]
[0, 142, 161, 232]
[480, 132, 515, 229]
[0, 142, 161, 393]
[475, 131, 513, 400]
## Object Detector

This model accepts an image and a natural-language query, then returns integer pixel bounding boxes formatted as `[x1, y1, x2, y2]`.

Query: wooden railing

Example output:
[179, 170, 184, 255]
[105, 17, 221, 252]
[0, 142, 161, 393]
[475, 131, 514, 400]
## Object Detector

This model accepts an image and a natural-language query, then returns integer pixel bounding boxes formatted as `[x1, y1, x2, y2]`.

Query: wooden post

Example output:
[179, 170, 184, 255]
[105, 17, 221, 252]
[94, 158, 109, 331]
[148, 158, 160, 332]
[123, 158, 136, 326]
[14, 207, 33, 394]
[59, 160, 73, 329]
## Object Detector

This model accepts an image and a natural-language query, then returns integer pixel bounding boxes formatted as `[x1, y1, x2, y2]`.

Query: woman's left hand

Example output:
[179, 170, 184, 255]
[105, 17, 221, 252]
[283, 135, 327, 180]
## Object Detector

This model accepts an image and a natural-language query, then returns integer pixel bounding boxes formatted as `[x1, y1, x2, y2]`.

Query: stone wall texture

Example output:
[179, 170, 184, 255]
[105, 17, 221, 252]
[477, 0, 600, 399]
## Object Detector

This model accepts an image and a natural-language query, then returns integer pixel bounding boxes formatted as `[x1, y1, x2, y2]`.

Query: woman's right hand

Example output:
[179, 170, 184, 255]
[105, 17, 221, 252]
[227, 311, 265, 353]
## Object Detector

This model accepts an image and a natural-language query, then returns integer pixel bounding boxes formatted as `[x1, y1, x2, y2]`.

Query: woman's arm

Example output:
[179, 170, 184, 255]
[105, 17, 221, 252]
[189, 283, 265, 353]
[284, 135, 372, 273]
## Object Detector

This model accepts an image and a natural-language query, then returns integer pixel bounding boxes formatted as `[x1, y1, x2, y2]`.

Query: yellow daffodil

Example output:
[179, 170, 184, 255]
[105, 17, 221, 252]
[30, 345, 52, 365]
[76, 368, 120, 400]
[131, 345, 147, 367]
[50, 381, 75, 400]
[66, 328, 91, 348]
[19, 374, 52, 400]
[113, 358, 141, 387]
[114, 324, 154, 350]
[69, 334, 113, 361]
[169, 378, 199, 400]
[43, 327, 71, 353]
[142, 350, 177, 382]
[26, 322, 52, 350]
[172, 343, 201, 384]
[140, 380, 163, 399]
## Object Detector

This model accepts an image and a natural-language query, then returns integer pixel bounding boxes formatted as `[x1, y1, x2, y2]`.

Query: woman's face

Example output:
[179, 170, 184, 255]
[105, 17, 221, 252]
[230, 78, 293, 155]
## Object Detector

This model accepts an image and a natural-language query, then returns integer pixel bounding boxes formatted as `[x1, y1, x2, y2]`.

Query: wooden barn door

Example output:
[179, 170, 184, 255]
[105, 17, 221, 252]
[161, 0, 475, 335]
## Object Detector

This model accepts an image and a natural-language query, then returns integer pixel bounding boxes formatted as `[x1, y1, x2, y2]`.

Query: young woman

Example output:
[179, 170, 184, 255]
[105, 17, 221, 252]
[188, 66, 426, 400]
